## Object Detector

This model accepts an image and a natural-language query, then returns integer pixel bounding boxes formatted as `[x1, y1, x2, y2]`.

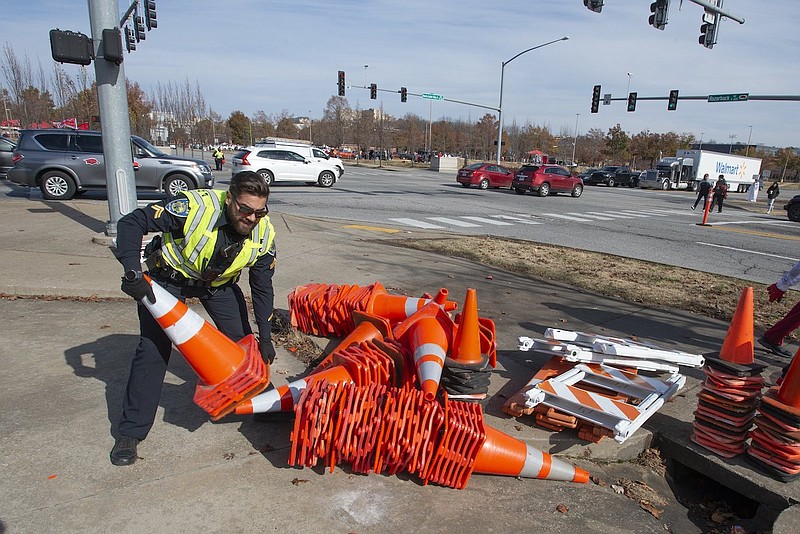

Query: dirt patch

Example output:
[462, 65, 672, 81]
[391, 235, 794, 336]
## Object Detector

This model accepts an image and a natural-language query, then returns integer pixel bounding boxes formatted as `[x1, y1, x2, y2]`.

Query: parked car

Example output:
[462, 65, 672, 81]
[577, 168, 600, 183]
[8, 129, 214, 200]
[456, 163, 514, 189]
[584, 166, 640, 187]
[785, 195, 800, 222]
[0, 135, 16, 178]
[255, 138, 344, 178]
[512, 164, 583, 197]
[230, 147, 340, 187]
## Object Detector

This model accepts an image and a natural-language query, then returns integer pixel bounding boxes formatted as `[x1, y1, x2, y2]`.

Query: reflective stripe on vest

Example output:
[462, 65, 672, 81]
[160, 189, 275, 286]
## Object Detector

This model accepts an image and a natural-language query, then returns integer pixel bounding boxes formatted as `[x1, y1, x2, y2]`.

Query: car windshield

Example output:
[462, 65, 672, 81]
[133, 136, 166, 157]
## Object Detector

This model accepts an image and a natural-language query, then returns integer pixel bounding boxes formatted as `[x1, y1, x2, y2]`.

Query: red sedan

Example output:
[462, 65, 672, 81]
[456, 163, 515, 190]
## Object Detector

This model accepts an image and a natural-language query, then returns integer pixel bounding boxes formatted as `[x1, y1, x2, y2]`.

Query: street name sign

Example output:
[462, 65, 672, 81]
[708, 93, 749, 103]
[422, 93, 444, 100]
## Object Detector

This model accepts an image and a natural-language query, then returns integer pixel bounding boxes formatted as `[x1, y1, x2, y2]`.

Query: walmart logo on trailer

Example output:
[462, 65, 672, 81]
[716, 161, 747, 179]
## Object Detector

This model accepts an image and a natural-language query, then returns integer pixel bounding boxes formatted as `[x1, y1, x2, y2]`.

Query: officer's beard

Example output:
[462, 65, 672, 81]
[227, 203, 257, 236]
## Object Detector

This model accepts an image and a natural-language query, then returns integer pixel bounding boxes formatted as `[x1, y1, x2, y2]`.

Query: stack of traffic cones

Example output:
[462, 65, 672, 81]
[141, 275, 269, 420]
[746, 348, 800, 481]
[692, 287, 766, 457]
[289, 379, 590, 488]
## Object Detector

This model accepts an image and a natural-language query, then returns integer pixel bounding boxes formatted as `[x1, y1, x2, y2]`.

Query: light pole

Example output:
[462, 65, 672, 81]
[496, 36, 569, 165]
[728, 134, 737, 154]
[571, 113, 580, 166]
[699, 132, 704, 151]
[746, 125, 753, 156]
[626, 73, 633, 96]
[308, 110, 313, 143]
[364, 65, 368, 87]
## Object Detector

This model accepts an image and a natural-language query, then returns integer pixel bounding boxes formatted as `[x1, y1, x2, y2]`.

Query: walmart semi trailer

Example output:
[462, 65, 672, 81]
[639, 150, 762, 192]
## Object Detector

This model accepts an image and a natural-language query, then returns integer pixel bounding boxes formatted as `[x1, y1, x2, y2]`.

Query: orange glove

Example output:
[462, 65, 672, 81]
[767, 283, 785, 303]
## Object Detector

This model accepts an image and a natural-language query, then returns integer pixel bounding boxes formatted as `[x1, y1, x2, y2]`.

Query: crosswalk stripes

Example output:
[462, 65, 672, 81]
[567, 213, 615, 221]
[490, 215, 543, 225]
[460, 216, 514, 226]
[540, 213, 594, 222]
[388, 218, 445, 229]
[586, 211, 637, 219]
[426, 217, 482, 227]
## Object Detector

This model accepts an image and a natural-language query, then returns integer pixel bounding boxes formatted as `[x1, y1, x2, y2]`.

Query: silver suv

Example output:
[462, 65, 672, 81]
[8, 129, 214, 200]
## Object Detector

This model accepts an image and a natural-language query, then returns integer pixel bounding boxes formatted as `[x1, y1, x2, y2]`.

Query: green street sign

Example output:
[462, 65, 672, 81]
[708, 93, 749, 103]
[422, 92, 444, 100]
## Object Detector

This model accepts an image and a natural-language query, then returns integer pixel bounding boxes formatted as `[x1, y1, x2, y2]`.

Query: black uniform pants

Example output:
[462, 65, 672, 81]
[118, 278, 252, 440]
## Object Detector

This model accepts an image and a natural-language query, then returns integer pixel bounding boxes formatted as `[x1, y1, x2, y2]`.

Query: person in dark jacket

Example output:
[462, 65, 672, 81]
[708, 175, 728, 213]
[691, 174, 712, 210]
[110, 171, 276, 466]
[766, 181, 781, 214]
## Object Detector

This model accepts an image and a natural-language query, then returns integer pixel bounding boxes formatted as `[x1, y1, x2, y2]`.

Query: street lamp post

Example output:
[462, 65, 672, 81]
[699, 132, 704, 151]
[364, 65, 368, 87]
[746, 125, 753, 156]
[626, 73, 633, 96]
[571, 113, 580, 166]
[729, 134, 737, 154]
[496, 36, 569, 165]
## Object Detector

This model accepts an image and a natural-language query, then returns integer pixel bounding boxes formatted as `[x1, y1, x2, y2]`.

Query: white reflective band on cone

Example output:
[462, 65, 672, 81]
[165, 312, 205, 346]
[405, 298, 429, 318]
[250, 379, 307, 413]
[144, 280, 179, 318]
[520, 446, 545, 478]
[414, 343, 446, 363]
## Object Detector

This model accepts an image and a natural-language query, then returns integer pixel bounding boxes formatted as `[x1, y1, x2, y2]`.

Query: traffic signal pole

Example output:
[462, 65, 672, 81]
[88, 0, 137, 238]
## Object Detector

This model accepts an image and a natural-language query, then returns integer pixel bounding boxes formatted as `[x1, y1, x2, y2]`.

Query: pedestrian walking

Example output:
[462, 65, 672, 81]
[747, 176, 760, 202]
[110, 171, 277, 466]
[691, 173, 712, 210]
[213, 147, 225, 171]
[708, 175, 728, 213]
[758, 260, 800, 358]
[766, 181, 781, 214]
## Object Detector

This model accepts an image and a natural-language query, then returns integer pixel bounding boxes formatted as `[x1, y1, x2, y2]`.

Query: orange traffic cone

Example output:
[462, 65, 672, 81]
[394, 302, 454, 401]
[718, 287, 755, 364]
[775, 348, 800, 411]
[311, 311, 392, 373]
[450, 288, 484, 365]
[365, 283, 457, 321]
[472, 425, 590, 483]
[141, 275, 269, 420]
[235, 364, 354, 414]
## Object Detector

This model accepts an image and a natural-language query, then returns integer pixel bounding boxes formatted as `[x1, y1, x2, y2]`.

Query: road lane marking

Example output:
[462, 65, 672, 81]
[426, 217, 481, 227]
[586, 211, 637, 219]
[700, 225, 800, 240]
[623, 210, 670, 217]
[566, 213, 615, 220]
[697, 242, 799, 260]
[540, 213, 593, 222]
[344, 224, 402, 233]
[461, 216, 514, 226]
[389, 218, 445, 229]
[490, 215, 543, 225]
[617, 211, 655, 218]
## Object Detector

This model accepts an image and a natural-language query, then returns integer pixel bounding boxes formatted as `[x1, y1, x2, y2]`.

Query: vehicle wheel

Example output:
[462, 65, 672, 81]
[788, 205, 800, 222]
[318, 171, 335, 188]
[461, 183, 471, 188]
[607, 178, 615, 187]
[538, 182, 550, 197]
[571, 184, 584, 198]
[258, 169, 274, 186]
[40, 171, 77, 200]
[164, 175, 194, 198]
[478, 178, 489, 190]
[628, 181, 636, 188]
[513, 187, 526, 195]
[661, 180, 670, 190]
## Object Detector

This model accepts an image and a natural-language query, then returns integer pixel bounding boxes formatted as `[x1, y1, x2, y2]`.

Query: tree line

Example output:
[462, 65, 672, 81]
[2, 44, 798, 180]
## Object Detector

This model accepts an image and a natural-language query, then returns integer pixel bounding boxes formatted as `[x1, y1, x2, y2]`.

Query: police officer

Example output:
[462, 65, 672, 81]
[111, 171, 276, 466]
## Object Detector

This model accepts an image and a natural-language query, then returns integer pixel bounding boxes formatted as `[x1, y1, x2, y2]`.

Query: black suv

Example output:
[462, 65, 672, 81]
[8, 129, 214, 200]
[785, 194, 800, 222]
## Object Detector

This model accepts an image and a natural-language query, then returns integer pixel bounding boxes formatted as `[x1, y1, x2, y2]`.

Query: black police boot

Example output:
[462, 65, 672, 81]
[110, 435, 140, 466]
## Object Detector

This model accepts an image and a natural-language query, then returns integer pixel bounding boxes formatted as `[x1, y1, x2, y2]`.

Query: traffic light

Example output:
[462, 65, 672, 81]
[370, 83, 377, 99]
[699, 10, 718, 49]
[583, 0, 603, 13]
[400, 87, 407, 103]
[144, 0, 157, 30]
[134, 15, 146, 41]
[667, 89, 679, 111]
[591, 84, 601, 113]
[337, 70, 345, 96]
[627, 92, 637, 112]
[125, 26, 136, 52]
[649, 0, 669, 30]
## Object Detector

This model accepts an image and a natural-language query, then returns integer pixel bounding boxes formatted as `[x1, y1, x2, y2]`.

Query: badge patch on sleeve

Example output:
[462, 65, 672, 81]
[165, 198, 190, 217]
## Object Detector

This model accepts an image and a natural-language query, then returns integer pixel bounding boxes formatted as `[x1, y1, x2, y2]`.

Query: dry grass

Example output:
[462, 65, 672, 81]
[395, 235, 794, 336]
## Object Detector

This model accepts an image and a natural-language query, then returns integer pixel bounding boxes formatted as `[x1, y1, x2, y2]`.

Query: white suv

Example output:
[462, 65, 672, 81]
[231, 146, 340, 187]
[255, 138, 344, 178]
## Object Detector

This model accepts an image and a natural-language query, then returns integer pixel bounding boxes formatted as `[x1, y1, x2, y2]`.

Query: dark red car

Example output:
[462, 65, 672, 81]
[512, 164, 583, 198]
[456, 162, 514, 190]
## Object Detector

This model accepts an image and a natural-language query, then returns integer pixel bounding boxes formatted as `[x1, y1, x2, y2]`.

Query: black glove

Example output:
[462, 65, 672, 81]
[121, 270, 156, 303]
[259, 337, 276, 365]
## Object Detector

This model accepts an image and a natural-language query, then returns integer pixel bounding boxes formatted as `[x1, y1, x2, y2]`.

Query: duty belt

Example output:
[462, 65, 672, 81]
[150, 266, 214, 288]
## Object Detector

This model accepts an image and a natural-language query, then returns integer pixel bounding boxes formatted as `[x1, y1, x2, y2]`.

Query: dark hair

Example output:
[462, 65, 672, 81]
[229, 171, 269, 198]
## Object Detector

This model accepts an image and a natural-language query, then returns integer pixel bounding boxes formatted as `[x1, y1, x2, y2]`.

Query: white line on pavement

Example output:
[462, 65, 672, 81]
[586, 211, 637, 219]
[696, 242, 799, 262]
[490, 215, 543, 225]
[568, 213, 615, 221]
[461, 216, 514, 226]
[426, 217, 482, 227]
[540, 213, 593, 222]
[388, 218, 446, 229]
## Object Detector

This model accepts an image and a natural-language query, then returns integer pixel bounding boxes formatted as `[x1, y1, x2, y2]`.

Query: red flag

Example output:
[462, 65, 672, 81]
[62, 118, 78, 129]
[78, 122, 89, 130]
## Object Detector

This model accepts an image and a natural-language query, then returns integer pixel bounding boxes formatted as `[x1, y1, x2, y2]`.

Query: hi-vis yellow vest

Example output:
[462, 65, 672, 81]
[161, 189, 275, 287]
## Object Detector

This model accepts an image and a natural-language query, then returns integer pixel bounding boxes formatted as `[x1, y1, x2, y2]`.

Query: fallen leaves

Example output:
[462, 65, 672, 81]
[291, 478, 308, 486]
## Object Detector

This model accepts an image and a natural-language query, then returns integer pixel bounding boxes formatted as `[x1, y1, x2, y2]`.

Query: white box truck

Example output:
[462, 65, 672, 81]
[639, 150, 761, 192]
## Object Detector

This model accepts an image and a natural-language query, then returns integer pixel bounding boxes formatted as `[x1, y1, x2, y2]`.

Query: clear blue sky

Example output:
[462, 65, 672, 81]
[4, 1, 799, 147]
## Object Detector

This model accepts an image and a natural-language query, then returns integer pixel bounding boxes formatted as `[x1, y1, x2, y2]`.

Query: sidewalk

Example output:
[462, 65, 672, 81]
[0, 194, 797, 532]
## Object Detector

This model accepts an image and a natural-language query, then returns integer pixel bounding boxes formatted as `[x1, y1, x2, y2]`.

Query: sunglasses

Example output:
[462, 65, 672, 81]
[232, 196, 269, 218]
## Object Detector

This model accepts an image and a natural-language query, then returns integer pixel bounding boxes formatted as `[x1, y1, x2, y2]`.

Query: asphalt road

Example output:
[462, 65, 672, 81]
[3, 163, 798, 285]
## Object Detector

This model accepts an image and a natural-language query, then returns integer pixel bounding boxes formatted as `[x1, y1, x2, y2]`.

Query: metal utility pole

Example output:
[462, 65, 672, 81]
[88, 0, 137, 238]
